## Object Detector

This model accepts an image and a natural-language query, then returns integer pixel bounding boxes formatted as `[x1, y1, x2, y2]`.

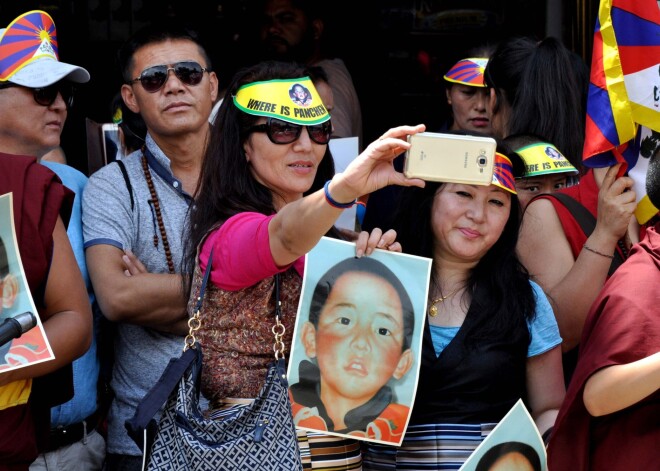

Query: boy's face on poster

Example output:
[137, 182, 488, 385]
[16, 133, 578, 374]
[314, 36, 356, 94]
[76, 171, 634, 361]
[303, 271, 412, 404]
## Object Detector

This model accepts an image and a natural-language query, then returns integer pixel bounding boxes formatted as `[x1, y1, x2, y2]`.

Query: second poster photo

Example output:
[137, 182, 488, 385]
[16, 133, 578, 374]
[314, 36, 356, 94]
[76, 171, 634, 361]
[287, 237, 432, 446]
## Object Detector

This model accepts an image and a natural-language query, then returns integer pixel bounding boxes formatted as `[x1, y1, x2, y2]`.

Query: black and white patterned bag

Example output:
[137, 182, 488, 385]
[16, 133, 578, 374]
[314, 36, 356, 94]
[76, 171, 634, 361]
[125, 253, 302, 470]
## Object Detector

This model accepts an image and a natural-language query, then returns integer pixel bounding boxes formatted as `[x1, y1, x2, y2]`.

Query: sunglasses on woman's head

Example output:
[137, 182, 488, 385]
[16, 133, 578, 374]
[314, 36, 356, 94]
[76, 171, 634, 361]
[0, 81, 76, 108]
[246, 118, 332, 145]
[129, 61, 209, 93]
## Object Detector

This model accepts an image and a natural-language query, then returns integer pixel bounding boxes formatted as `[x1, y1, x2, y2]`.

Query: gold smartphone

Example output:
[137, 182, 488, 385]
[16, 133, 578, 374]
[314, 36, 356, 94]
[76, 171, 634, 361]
[404, 132, 496, 185]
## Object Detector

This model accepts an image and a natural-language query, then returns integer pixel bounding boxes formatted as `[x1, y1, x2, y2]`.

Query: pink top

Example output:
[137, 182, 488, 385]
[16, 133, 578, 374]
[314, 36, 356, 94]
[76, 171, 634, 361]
[199, 212, 305, 291]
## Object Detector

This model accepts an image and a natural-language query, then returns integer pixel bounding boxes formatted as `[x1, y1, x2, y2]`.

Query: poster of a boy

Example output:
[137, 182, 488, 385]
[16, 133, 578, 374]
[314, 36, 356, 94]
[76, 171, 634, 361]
[0, 193, 53, 371]
[288, 237, 431, 446]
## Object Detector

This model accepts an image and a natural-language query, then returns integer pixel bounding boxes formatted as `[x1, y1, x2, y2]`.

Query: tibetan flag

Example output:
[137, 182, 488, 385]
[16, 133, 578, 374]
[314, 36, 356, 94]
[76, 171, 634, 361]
[583, 0, 660, 168]
[630, 126, 660, 224]
[0, 10, 58, 81]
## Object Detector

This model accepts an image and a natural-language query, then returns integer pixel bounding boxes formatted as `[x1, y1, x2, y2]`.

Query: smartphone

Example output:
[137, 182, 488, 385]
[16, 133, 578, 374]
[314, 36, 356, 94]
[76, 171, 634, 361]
[404, 132, 496, 185]
[101, 123, 120, 165]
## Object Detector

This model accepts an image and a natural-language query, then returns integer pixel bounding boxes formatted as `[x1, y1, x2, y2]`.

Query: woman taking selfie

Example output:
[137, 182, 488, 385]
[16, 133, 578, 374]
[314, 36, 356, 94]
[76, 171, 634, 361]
[183, 60, 426, 468]
[362, 151, 565, 469]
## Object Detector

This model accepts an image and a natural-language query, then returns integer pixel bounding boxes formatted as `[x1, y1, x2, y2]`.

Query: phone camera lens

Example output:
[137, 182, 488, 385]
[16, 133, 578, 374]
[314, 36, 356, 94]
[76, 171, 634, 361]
[478, 157, 487, 166]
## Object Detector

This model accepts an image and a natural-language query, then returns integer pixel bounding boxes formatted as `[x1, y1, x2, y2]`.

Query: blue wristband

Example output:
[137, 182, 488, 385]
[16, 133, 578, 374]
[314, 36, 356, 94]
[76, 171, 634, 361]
[324, 180, 356, 209]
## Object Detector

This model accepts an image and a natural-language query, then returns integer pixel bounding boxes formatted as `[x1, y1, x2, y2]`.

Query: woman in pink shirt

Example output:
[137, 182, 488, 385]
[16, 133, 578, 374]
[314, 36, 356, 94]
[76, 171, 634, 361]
[183, 60, 426, 469]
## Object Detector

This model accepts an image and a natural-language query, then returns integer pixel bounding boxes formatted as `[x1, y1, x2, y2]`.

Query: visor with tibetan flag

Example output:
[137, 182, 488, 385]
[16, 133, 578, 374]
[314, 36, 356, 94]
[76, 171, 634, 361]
[492, 153, 517, 194]
[233, 77, 330, 125]
[443, 58, 488, 87]
[0, 10, 89, 87]
[515, 142, 579, 177]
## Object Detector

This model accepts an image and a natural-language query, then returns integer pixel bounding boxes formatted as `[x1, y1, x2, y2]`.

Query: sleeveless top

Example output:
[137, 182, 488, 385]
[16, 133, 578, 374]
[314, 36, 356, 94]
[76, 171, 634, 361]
[410, 285, 530, 424]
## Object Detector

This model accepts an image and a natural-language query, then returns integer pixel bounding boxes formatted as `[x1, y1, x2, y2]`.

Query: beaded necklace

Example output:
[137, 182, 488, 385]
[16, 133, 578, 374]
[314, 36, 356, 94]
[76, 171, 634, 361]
[141, 153, 175, 274]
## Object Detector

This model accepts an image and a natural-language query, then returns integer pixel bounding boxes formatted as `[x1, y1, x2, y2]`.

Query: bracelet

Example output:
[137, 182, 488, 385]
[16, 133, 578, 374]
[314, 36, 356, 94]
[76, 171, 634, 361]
[324, 180, 356, 209]
[583, 244, 615, 260]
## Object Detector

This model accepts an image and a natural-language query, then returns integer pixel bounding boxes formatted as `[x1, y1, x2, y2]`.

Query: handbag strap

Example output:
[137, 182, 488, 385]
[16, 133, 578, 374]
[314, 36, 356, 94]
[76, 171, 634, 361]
[184, 248, 215, 351]
[125, 347, 201, 454]
[272, 273, 286, 360]
[125, 252, 215, 452]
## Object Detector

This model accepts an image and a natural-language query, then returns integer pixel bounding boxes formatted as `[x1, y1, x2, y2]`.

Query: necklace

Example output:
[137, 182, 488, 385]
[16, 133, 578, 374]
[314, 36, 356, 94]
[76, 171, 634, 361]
[428, 288, 461, 317]
[141, 153, 175, 274]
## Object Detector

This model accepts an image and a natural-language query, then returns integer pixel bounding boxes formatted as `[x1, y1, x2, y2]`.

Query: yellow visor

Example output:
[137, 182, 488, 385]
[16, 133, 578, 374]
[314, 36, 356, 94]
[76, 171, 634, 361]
[516, 143, 578, 177]
[233, 77, 330, 125]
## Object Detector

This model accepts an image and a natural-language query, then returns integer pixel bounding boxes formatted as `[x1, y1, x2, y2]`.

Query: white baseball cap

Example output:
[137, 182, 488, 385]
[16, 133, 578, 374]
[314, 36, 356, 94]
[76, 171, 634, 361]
[0, 10, 89, 88]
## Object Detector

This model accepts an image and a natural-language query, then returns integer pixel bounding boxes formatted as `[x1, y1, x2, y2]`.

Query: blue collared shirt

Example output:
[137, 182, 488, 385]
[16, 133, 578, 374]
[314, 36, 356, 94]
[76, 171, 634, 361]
[42, 162, 100, 427]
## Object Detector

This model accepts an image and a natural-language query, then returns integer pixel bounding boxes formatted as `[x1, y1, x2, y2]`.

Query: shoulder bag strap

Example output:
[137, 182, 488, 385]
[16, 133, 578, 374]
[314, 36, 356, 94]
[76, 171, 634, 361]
[124, 250, 214, 450]
[114, 159, 134, 212]
[544, 193, 624, 276]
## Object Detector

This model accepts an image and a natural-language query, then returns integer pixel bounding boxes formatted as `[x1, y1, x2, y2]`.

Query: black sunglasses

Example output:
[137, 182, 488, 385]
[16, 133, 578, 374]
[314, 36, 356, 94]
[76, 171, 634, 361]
[0, 81, 76, 108]
[129, 61, 209, 93]
[246, 117, 332, 145]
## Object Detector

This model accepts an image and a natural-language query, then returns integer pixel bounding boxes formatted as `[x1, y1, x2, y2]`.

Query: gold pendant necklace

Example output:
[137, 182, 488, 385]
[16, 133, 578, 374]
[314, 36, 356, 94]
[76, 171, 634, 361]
[428, 288, 461, 317]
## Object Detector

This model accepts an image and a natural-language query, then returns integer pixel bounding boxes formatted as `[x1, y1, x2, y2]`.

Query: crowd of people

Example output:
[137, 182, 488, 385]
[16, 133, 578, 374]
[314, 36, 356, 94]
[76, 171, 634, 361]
[0, 3, 658, 471]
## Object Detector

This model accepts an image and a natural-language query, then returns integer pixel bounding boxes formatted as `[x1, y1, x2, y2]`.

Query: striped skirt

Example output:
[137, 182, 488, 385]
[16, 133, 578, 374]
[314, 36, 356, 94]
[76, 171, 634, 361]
[361, 423, 496, 470]
[297, 430, 363, 470]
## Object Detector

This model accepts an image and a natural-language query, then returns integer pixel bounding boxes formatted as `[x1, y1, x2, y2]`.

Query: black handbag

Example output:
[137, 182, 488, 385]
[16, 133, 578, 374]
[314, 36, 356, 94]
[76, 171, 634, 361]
[125, 252, 303, 470]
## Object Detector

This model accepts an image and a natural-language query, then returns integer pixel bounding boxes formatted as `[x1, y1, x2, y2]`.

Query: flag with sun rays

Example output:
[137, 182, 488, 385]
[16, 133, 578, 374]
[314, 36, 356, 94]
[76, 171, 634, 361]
[0, 10, 58, 81]
[582, 0, 660, 168]
[492, 153, 517, 195]
[443, 58, 488, 87]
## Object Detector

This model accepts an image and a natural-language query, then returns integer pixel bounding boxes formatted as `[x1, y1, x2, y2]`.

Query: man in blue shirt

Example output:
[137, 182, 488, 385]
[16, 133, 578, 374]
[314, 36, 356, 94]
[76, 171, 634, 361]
[30, 152, 105, 470]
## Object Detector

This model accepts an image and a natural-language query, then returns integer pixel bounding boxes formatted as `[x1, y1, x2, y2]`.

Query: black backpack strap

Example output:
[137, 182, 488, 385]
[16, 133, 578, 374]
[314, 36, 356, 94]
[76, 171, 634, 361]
[542, 193, 624, 276]
[115, 160, 134, 212]
[548, 193, 596, 236]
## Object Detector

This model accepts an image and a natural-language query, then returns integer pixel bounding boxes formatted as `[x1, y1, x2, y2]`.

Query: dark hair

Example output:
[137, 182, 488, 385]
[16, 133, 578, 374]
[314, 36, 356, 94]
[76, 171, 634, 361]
[117, 21, 212, 83]
[183, 61, 336, 294]
[110, 93, 147, 154]
[502, 133, 556, 154]
[307, 65, 329, 85]
[308, 257, 415, 351]
[475, 441, 541, 471]
[391, 141, 535, 343]
[485, 37, 585, 172]
[0, 236, 8, 278]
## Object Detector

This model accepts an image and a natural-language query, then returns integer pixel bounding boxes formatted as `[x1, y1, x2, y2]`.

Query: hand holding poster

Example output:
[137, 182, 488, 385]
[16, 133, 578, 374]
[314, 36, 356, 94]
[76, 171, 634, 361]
[287, 237, 432, 445]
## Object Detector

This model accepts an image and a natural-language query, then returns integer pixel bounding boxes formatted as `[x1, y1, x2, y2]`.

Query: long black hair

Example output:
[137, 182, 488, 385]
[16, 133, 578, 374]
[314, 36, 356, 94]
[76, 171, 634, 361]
[485, 37, 586, 173]
[183, 61, 335, 294]
[391, 145, 536, 343]
[475, 441, 541, 471]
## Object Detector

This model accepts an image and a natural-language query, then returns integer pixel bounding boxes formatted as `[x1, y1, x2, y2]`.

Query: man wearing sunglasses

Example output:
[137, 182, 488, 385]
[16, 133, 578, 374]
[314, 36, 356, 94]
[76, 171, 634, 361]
[0, 17, 88, 161]
[0, 9, 95, 470]
[82, 21, 218, 471]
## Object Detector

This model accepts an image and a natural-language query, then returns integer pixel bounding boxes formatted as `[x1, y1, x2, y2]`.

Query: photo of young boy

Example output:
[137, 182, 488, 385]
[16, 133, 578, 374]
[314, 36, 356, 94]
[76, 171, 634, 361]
[288, 237, 432, 446]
